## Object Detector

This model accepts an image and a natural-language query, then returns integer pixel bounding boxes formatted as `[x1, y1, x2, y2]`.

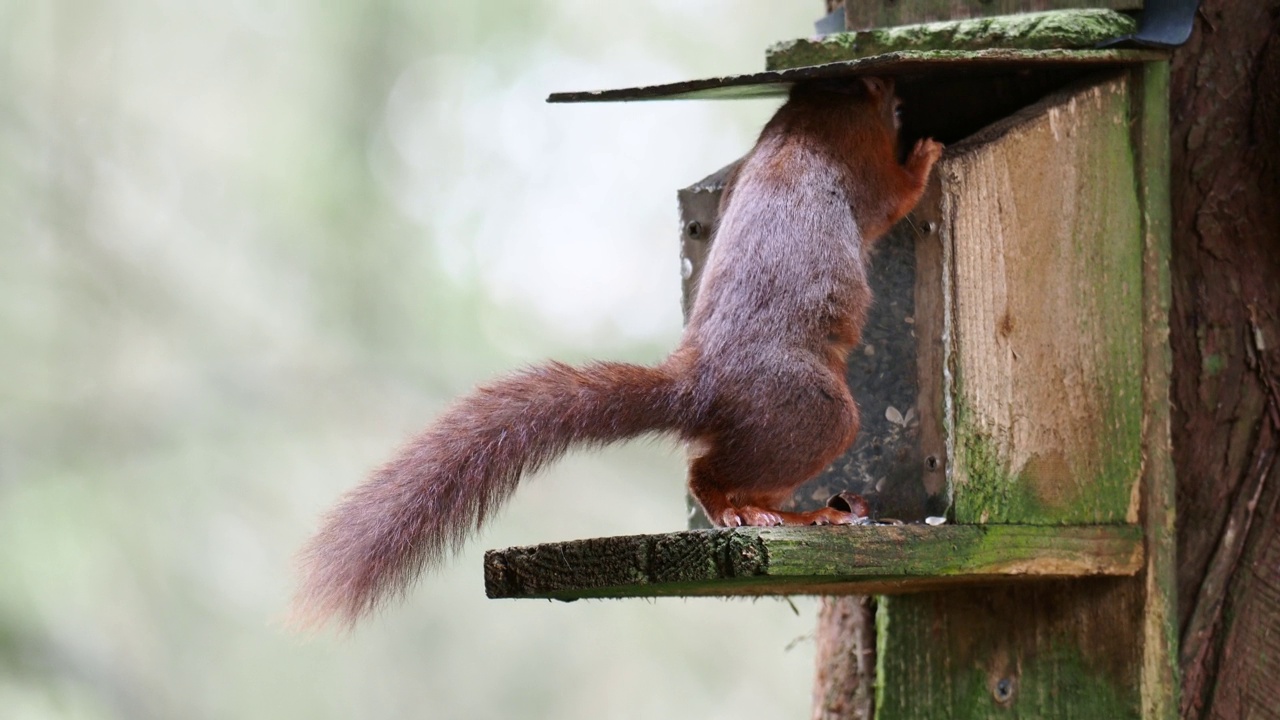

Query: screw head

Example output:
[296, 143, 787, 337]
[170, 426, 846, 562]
[992, 677, 1016, 704]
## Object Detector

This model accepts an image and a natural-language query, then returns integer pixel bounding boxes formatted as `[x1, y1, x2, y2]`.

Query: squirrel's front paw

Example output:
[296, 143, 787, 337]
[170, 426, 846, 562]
[908, 138, 944, 174]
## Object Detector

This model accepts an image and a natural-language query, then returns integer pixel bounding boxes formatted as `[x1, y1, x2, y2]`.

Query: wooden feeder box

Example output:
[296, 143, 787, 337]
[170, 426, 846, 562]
[485, 6, 1177, 718]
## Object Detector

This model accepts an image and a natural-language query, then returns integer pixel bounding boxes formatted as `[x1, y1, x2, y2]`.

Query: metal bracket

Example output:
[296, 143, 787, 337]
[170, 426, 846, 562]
[1100, 0, 1200, 48]
[815, 6, 846, 36]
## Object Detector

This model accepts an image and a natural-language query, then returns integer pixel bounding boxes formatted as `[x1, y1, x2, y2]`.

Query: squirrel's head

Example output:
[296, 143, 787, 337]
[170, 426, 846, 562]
[857, 76, 902, 134]
[791, 76, 902, 138]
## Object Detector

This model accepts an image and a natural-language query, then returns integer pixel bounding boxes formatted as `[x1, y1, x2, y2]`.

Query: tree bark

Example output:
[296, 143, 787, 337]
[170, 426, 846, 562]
[812, 597, 875, 720]
[1168, 3, 1280, 718]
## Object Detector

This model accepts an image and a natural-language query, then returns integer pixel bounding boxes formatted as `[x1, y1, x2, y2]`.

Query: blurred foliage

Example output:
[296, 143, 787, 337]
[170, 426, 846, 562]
[0, 1, 826, 718]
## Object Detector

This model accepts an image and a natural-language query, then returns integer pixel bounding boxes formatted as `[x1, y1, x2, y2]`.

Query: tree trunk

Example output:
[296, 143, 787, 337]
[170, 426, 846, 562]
[1169, 2, 1280, 718]
[812, 597, 875, 720]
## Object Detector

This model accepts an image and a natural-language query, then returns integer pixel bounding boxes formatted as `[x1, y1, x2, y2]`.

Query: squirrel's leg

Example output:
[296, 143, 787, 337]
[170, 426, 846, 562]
[690, 455, 863, 527]
[688, 452, 756, 527]
[689, 364, 863, 527]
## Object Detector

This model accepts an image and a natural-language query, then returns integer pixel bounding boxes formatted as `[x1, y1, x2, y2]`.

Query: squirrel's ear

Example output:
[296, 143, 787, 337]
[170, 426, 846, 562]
[860, 76, 895, 98]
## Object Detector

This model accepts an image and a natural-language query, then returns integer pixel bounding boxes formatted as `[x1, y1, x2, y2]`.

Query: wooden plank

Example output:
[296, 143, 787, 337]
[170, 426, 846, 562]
[546, 49, 1165, 104]
[1134, 60, 1178, 720]
[769, 9, 1138, 71]
[914, 181, 949, 508]
[942, 73, 1144, 525]
[483, 524, 1143, 600]
[876, 71, 1154, 720]
[876, 580, 1145, 719]
[842, 0, 1140, 32]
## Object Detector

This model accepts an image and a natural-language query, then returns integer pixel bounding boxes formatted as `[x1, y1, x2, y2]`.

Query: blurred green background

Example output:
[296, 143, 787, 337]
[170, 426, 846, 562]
[0, 1, 827, 718]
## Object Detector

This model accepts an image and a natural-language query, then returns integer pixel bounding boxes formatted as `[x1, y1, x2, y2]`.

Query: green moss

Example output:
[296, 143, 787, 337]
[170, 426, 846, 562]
[877, 596, 1141, 720]
[953, 417, 1048, 524]
[947, 80, 1143, 527]
[1202, 352, 1225, 376]
[950, 646, 1139, 719]
[1077, 88, 1144, 525]
[767, 9, 1137, 71]
[953, 395, 1140, 526]
[874, 595, 891, 716]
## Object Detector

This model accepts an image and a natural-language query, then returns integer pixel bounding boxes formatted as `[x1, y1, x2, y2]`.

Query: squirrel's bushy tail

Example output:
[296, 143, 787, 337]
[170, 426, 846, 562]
[292, 360, 686, 629]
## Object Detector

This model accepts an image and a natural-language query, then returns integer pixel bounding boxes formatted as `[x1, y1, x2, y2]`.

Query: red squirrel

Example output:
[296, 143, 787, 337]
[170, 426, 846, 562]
[294, 77, 943, 628]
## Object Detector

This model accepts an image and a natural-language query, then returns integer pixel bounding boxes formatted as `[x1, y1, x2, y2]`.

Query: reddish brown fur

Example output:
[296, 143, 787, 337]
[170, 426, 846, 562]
[293, 77, 942, 628]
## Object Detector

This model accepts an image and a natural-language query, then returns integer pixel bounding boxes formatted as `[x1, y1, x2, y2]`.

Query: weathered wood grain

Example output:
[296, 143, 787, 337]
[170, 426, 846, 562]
[1134, 61, 1179, 720]
[769, 9, 1138, 71]
[841, 0, 1140, 32]
[483, 524, 1143, 600]
[876, 579, 1146, 720]
[941, 72, 1144, 525]
[914, 181, 948, 505]
[875, 72, 1161, 720]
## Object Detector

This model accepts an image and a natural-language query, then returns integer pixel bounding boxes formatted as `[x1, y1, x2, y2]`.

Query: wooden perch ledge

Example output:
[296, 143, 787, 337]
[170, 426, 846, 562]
[484, 524, 1143, 601]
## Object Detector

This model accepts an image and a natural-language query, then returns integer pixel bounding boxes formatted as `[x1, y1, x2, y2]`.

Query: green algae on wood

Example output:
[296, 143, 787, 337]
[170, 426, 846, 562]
[842, 0, 1139, 33]
[767, 9, 1138, 71]
[873, 66, 1172, 720]
[483, 524, 1142, 601]
[877, 582, 1144, 720]
[1134, 61, 1179, 720]
[940, 74, 1144, 526]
